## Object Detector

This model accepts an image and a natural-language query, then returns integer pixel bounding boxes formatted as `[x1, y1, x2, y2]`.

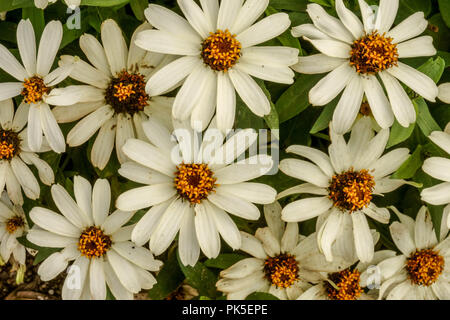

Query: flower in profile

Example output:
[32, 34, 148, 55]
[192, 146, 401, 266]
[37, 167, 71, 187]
[292, 0, 438, 134]
[421, 131, 450, 228]
[0, 192, 28, 268]
[47, 19, 174, 170]
[26, 176, 162, 300]
[136, 0, 298, 131]
[438, 83, 450, 104]
[216, 201, 350, 300]
[278, 117, 412, 263]
[0, 19, 73, 154]
[370, 207, 450, 300]
[34, 0, 80, 9]
[116, 119, 276, 266]
[0, 99, 54, 205]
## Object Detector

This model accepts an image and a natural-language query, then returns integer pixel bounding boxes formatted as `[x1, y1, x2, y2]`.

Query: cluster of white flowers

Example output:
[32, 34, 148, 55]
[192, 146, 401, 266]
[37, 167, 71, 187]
[0, 0, 448, 300]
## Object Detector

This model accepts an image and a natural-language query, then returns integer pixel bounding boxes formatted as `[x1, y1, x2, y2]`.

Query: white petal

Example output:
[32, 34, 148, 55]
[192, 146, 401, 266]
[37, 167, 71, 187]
[214, 155, 273, 184]
[116, 183, 176, 212]
[0, 83, 23, 101]
[17, 19, 36, 76]
[422, 157, 450, 182]
[352, 210, 374, 263]
[235, 60, 295, 84]
[106, 250, 141, 293]
[135, 30, 199, 56]
[178, 0, 212, 39]
[217, 0, 243, 31]
[335, 0, 364, 39]
[362, 202, 390, 224]
[178, 206, 200, 266]
[209, 202, 241, 250]
[0, 44, 27, 81]
[231, 0, 269, 35]
[89, 258, 106, 300]
[387, 12, 428, 43]
[36, 21, 62, 76]
[371, 148, 410, 179]
[414, 207, 437, 250]
[281, 197, 332, 222]
[131, 200, 170, 246]
[91, 117, 116, 170]
[194, 201, 221, 259]
[438, 83, 450, 104]
[79, 34, 111, 76]
[397, 35, 436, 58]
[374, 0, 399, 34]
[239, 231, 267, 259]
[361, 75, 394, 129]
[37, 252, 69, 281]
[112, 241, 162, 271]
[389, 221, 416, 256]
[279, 159, 330, 188]
[51, 184, 88, 229]
[303, 37, 351, 59]
[208, 189, 260, 220]
[421, 182, 450, 205]
[100, 19, 128, 76]
[40, 103, 66, 153]
[291, 54, 346, 74]
[115, 114, 134, 164]
[118, 162, 171, 186]
[30, 207, 80, 237]
[216, 72, 236, 131]
[216, 183, 276, 205]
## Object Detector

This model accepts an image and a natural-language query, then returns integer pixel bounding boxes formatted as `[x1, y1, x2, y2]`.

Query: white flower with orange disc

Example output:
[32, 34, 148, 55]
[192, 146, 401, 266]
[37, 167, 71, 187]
[34, 0, 80, 9]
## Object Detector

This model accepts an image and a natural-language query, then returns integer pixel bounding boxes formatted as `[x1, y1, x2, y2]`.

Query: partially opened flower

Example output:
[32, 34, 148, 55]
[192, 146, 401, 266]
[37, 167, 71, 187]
[136, 0, 298, 131]
[292, 0, 438, 134]
[26, 176, 162, 300]
[372, 207, 450, 300]
[0, 192, 28, 267]
[34, 0, 80, 9]
[0, 19, 73, 153]
[421, 131, 450, 228]
[438, 83, 450, 104]
[298, 250, 396, 300]
[0, 99, 54, 205]
[216, 201, 350, 300]
[278, 117, 412, 263]
[116, 119, 276, 266]
[47, 19, 174, 170]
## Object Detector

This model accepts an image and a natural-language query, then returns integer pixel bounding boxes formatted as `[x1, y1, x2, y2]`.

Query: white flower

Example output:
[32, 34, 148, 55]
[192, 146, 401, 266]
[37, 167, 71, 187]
[47, 19, 174, 170]
[0, 192, 28, 266]
[0, 99, 54, 205]
[26, 176, 162, 300]
[136, 0, 298, 131]
[0, 19, 73, 154]
[421, 131, 450, 229]
[370, 207, 450, 300]
[216, 201, 350, 300]
[292, 0, 438, 134]
[278, 117, 411, 263]
[438, 83, 450, 104]
[298, 250, 396, 300]
[34, 0, 80, 9]
[115, 119, 276, 266]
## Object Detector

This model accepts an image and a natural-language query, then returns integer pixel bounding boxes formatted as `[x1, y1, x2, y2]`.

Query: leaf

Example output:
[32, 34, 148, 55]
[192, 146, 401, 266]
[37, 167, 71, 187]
[309, 98, 338, 134]
[254, 78, 280, 135]
[386, 121, 415, 149]
[148, 249, 185, 300]
[81, 0, 130, 6]
[438, 0, 450, 28]
[177, 253, 219, 298]
[130, 0, 147, 21]
[269, 0, 308, 11]
[396, 0, 432, 23]
[414, 97, 441, 137]
[246, 292, 279, 300]
[276, 74, 323, 123]
[204, 254, 247, 269]
[417, 57, 445, 83]
[0, 0, 33, 11]
[392, 145, 422, 179]
[22, 6, 45, 40]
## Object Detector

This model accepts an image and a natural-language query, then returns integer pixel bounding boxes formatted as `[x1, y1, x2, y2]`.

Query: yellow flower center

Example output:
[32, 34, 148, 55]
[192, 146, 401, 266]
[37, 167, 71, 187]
[0, 129, 20, 160]
[263, 253, 300, 288]
[201, 29, 242, 72]
[105, 70, 149, 115]
[174, 163, 217, 204]
[78, 226, 112, 259]
[328, 169, 375, 213]
[406, 249, 444, 286]
[21, 76, 50, 104]
[5, 216, 25, 234]
[350, 32, 398, 74]
[325, 269, 363, 300]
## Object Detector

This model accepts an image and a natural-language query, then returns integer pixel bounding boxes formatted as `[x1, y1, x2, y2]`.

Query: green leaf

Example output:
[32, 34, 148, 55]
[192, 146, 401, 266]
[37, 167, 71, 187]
[0, 0, 34, 11]
[386, 120, 415, 149]
[417, 57, 445, 83]
[254, 78, 280, 134]
[246, 292, 279, 300]
[309, 98, 338, 134]
[148, 249, 185, 300]
[438, 0, 450, 28]
[396, 0, 432, 22]
[269, 0, 308, 11]
[276, 74, 323, 123]
[81, 0, 130, 6]
[130, 0, 147, 21]
[204, 254, 247, 269]
[22, 7, 45, 40]
[392, 145, 422, 179]
[414, 97, 441, 137]
[177, 253, 219, 299]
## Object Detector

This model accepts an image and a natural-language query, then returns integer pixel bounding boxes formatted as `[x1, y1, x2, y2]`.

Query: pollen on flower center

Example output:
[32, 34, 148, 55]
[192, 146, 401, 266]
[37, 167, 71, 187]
[105, 70, 149, 115]
[78, 226, 112, 259]
[349, 31, 398, 74]
[0, 129, 21, 160]
[263, 253, 300, 288]
[174, 163, 217, 204]
[201, 29, 242, 72]
[406, 249, 444, 286]
[5, 216, 25, 234]
[328, 169, 375, 213]
[21, 76, 50, 104]
[325, 268, 362, 300]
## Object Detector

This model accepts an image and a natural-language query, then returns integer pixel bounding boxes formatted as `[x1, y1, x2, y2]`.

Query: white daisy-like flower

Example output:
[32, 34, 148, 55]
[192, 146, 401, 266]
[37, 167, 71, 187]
[115, 119, 276, 266]
[298, 250, 396, 300]
[47, 19, 174, 170]
[0, 192, 28, 267]
[136, 0, 298, 131]
[438, 83, 450, 104]
[26, 176, 162, 300]
[421, 131, 450, 228]
[34, 0, 80, 9]
[0, 99, 54, 205]
[292, 0, 438, 134]
[216, 201, 350, 300]
[370, 206, 450, 300]
[0, 19, 73, 154]
[278, 117, 412, 263]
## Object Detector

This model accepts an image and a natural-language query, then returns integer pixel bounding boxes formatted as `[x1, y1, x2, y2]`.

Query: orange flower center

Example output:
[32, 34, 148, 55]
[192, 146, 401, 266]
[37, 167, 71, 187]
[0, 129, 20, 160]
[21, 76, 50, 104]
[5, 216, 25, 234]
[263, 253, 300, 288]
[174, 163, 217, 204]
[406, 249, 444, 286]
[325, 268, 363, 300]
[78, 226, 112, 259]
[201, 29, 242, 72]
